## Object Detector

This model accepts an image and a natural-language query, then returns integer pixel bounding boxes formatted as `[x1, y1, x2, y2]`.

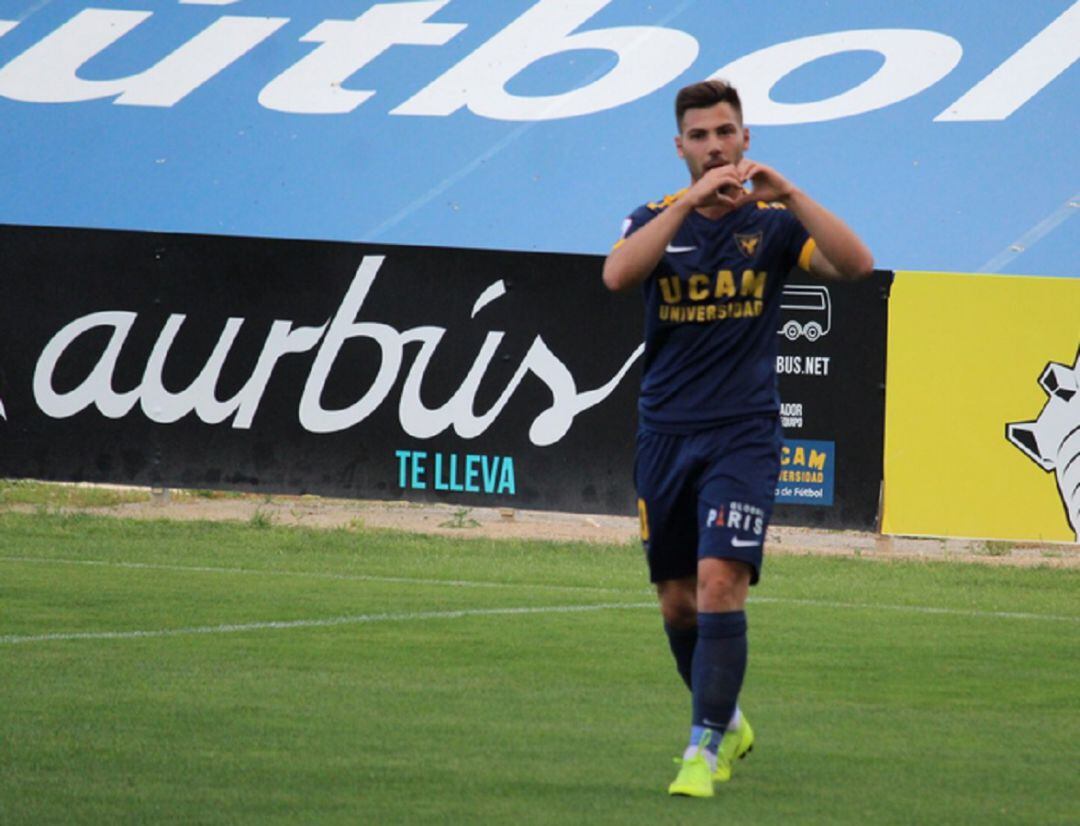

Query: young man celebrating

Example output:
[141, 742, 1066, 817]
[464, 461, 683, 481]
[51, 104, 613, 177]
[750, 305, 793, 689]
[602, 80, 873, 798]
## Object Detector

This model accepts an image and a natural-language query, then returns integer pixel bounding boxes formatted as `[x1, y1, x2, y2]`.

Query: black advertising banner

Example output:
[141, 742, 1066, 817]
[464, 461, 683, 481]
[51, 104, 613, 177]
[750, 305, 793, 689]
[773, 269, 892, 529]
[0, 225, 888, 528]
[0, 225, 643, 515]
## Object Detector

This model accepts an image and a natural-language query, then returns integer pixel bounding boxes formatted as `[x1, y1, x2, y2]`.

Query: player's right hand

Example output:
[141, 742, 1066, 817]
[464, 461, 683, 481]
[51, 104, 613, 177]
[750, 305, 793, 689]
[687, 164, 744, 211]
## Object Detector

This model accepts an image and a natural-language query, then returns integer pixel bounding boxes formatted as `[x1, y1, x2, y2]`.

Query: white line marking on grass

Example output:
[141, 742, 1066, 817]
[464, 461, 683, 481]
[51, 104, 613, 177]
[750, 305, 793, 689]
[4, 559, 1076, 630]
[0, 602, 656, 645]
[0, 556, 638, 595]
[749, 596, 1080, 624]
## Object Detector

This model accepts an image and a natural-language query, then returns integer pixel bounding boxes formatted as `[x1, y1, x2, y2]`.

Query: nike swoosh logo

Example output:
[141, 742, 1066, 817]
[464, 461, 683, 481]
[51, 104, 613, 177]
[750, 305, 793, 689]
[665, 244, 697, 254]
[731, 538, 761, 548]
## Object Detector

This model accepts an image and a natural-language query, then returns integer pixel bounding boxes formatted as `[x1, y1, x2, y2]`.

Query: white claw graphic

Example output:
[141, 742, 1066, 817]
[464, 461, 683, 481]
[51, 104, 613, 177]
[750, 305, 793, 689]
[1006, 348, 1080, 541]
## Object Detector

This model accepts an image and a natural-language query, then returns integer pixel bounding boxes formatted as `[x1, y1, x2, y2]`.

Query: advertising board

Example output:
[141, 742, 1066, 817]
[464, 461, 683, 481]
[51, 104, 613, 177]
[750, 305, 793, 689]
[1, 224, 889, 527]
[883, 271, 1079, 542]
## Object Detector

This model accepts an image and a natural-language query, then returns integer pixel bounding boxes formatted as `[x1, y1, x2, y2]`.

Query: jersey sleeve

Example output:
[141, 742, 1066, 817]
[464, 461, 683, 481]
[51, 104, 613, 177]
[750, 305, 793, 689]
[779, 209, 815, 271]
[611, 204, 659, 251]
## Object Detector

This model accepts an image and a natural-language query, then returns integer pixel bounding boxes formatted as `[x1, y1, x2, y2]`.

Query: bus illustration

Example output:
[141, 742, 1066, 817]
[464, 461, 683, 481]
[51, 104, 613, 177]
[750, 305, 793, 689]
[777, 285, 832, 342]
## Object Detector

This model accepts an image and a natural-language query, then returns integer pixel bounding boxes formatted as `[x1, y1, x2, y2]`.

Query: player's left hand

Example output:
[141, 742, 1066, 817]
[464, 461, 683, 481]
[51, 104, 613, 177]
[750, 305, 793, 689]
[733, 160, 796, 207]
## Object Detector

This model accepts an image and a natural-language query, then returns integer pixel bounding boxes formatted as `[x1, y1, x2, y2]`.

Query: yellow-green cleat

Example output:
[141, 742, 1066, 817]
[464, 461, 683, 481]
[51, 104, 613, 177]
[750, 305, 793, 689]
[668, 730, 715, 798]
[668, 753, 715, 798]
[714, 715, 754, 783]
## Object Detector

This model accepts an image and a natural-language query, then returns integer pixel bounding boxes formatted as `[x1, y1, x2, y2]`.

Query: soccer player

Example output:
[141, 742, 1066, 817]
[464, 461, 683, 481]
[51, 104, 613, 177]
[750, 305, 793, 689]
[602, 79, 873, 798]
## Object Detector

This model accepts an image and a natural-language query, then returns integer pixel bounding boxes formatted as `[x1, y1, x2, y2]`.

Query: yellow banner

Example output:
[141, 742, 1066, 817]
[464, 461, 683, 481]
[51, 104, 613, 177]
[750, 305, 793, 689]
[883, 272, 1079, 543]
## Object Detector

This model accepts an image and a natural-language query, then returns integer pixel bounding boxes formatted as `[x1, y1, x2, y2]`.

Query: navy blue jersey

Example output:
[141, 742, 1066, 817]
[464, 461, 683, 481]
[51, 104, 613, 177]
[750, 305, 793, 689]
[617, 191, 815, 433]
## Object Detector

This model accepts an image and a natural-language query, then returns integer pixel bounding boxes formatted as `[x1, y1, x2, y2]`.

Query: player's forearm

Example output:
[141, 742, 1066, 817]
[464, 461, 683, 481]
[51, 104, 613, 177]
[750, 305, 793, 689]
[602, 200, 694, 292]
[785, 189, 874, 279]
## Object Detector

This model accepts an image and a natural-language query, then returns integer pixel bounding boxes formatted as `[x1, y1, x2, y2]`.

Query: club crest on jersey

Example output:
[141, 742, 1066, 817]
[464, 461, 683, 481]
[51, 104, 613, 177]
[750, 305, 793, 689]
[735, 232, 763, 259]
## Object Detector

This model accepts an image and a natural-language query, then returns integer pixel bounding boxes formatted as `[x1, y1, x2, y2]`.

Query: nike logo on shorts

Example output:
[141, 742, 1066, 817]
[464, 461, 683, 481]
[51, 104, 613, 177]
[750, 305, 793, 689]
[665, 244, 697, 254]
[731, 537, 762, 548]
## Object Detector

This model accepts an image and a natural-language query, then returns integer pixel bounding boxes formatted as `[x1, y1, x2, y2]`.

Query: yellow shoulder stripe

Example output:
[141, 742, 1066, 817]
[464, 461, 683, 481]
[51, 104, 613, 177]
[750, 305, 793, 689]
[646, 189, 687, 211]
[798, 238, 817, 271]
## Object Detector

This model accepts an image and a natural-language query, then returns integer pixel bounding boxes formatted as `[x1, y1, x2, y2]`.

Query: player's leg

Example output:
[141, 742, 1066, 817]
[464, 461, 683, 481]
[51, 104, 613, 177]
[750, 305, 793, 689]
[686, 415, 780, 783]
[663, 570, 752, 797]
[656, 577, 697, 689]
[634, 429, 718, 796]
[657, 573, 752, 750]
[694, 558, 755, 781]
[635, 428, 699, 690]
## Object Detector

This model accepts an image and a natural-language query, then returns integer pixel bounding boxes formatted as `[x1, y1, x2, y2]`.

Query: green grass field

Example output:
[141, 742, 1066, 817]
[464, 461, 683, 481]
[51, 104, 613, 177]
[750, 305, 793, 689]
[1, 510, 1077, 825]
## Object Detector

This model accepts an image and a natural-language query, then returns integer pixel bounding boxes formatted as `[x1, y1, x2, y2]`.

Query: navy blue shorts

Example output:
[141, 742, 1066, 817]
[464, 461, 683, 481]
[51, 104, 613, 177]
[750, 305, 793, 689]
[634, 415, 782, 585]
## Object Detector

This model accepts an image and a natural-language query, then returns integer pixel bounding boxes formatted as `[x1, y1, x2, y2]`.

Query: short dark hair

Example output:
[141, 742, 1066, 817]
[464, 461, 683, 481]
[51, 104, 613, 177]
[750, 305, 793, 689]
[675, 80, 742, 130]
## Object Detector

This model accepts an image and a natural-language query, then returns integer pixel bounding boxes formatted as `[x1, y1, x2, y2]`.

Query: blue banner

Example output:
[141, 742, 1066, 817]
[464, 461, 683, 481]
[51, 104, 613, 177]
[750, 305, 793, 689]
[2, 0, 1076, 276]
[776, 439, 836, 507]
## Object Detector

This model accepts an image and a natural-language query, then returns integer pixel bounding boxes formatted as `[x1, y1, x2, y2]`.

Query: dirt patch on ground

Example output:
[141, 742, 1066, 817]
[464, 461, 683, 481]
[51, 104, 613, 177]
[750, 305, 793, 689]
[48, 488, 1080, 570]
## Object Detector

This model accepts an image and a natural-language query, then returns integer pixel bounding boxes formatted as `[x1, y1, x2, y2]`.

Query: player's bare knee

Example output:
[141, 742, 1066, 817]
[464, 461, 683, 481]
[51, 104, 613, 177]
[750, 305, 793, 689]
[660, 601, 697, 628]
[697, 577, 736, 609]
[697, 559, 750, 611]
[656, 579, 697, 628]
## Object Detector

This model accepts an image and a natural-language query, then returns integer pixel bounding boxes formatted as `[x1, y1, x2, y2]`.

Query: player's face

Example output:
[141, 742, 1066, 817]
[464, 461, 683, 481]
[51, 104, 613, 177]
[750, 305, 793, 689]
[675, 102, 750, 183]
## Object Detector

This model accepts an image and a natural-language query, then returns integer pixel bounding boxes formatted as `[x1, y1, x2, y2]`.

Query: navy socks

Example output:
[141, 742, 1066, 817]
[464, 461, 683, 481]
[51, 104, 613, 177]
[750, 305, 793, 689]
[663, 622, 697, 690]
[691, 611, 747, 742]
